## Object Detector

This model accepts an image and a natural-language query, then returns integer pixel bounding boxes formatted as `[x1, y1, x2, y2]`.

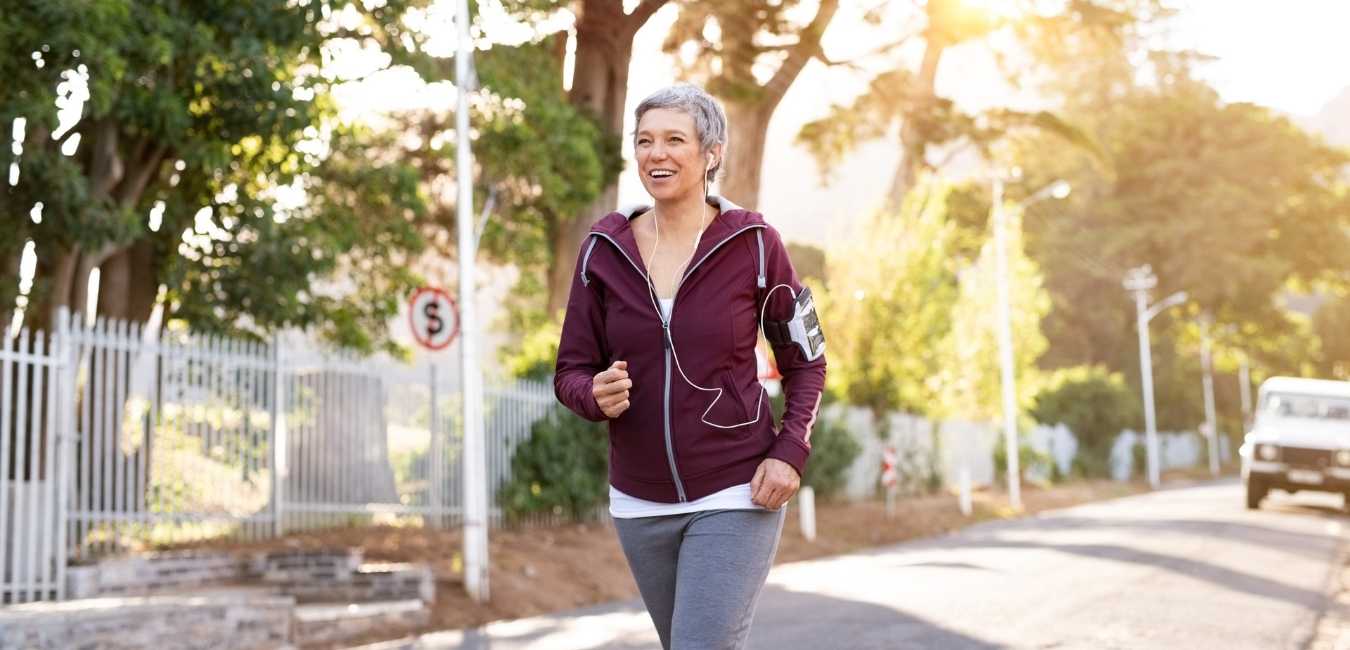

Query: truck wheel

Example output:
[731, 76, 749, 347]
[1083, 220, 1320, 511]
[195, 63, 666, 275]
[1246, 481, 1266, 510]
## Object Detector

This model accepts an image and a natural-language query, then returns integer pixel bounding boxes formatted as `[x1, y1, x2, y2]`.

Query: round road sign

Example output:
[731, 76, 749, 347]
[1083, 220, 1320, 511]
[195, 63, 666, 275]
[408, 287, 459, 351]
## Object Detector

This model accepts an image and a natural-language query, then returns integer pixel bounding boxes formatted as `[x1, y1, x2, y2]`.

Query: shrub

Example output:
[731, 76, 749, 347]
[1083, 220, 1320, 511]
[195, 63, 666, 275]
[993, 439, 1055, 485]
[498, 405, 608, 522]
[1030, 366, 1138, 478]
[799, 413, 862, 500]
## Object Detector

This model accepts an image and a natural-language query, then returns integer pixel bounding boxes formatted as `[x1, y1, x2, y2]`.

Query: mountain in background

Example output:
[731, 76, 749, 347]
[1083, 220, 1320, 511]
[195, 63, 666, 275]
[1306, 86, 1350, 147]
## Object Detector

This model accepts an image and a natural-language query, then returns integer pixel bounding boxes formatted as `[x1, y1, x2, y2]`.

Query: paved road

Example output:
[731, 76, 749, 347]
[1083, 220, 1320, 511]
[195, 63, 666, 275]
[390, 481, 1349, 649]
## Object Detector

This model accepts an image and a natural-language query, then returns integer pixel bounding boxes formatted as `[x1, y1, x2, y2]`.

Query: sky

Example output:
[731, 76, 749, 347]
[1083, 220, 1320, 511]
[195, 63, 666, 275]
[610, 0, 1350, 245]
[1168, 0, 1350, 117]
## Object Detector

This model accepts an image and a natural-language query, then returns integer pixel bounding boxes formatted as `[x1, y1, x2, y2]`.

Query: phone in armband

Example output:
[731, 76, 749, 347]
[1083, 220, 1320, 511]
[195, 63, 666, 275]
[763, 286, 825, 362]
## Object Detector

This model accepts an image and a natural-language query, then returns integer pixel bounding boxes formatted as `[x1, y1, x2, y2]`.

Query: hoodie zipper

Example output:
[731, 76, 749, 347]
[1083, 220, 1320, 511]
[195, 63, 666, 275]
[591, 223, 766, 503]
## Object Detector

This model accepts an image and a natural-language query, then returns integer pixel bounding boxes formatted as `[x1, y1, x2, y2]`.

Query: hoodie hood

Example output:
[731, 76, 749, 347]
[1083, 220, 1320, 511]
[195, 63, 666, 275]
[587, 196, 767, 275]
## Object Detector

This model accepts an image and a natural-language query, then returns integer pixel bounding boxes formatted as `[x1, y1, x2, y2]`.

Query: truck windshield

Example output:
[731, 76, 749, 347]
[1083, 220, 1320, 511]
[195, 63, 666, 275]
[1263, 393, 1350, 421]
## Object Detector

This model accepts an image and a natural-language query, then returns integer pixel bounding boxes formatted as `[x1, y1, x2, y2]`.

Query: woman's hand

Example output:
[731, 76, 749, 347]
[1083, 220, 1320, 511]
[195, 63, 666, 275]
[592, 360, 632, 419]
[750, 457, 800, 510]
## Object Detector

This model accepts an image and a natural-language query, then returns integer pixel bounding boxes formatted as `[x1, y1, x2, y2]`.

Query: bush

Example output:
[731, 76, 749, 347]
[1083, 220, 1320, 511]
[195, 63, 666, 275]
[502, 318, 562, 381]
[993, 439, 1055, 485]
[799, 413, 862, 500]
[1031, 366, 1137, 478]
[498, 405, 608, 522]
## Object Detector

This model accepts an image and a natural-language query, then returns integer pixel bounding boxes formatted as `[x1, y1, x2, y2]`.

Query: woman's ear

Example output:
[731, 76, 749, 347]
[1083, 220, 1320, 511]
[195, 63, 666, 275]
[707, 144, 724, 174]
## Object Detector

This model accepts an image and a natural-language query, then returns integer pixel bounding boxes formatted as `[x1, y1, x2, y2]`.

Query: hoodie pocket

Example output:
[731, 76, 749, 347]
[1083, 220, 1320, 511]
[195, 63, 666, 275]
[701, 370, 753, 432]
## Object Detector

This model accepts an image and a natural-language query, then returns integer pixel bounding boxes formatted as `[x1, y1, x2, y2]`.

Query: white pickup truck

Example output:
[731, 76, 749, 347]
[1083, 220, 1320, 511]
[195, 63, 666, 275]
[1241, 376, 1350, 509]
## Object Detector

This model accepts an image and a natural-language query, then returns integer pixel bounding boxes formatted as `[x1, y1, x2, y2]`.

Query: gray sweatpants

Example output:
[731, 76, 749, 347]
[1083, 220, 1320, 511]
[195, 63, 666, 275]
[612, 508, 786, 650]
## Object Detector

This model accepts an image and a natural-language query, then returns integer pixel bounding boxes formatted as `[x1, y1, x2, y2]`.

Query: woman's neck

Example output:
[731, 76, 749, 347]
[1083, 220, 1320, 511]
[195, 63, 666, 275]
[652, 192, 714, 233]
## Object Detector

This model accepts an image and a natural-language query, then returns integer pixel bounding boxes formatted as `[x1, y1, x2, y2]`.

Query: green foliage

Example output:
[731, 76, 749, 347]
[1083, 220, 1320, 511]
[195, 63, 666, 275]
[1131, 442, 1148, 480]
[1, 0, 430, 351]
[1031, 366, 1138, 477]
[993, 439, 1056, 486]
[821, 179, 959, 417]
[933, 200, 1052, 422]
[1017, 55, 1350, 430]
[1314, 292, 1350, 380]
[503, 317, 562, 381]
[498, 405, 608, 522]
[798, 414, 860, 500]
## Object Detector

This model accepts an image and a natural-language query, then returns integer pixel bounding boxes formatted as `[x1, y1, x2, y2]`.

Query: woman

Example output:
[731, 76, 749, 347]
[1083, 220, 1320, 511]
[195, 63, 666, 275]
[554, 83, 826, 650]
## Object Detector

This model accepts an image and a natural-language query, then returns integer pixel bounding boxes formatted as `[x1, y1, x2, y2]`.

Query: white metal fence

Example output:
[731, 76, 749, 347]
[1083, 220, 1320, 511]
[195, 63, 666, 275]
[1, 313, 71, 605]
[0, 310, 559, 603]
[1, 308, 1219, 604]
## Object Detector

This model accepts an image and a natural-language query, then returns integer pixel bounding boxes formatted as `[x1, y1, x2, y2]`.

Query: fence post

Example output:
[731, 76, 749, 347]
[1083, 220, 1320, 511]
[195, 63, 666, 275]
[53, 308, 74, 599]
[270, 334, 287, 537]
[428, 363, 444, 528]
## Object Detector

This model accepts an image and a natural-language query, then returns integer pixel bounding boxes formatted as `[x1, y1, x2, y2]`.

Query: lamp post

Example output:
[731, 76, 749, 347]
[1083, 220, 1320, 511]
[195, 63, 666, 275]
[992, 176, 1069, 510]
[455, 0, 489, 603]
[1123, 265, 1187, 488]
[1199, 314, 1219, 477]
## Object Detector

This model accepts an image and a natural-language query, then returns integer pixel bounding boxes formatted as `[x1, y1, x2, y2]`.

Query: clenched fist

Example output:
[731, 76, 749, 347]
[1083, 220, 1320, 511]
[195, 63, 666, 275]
[593, 360, 632, 419]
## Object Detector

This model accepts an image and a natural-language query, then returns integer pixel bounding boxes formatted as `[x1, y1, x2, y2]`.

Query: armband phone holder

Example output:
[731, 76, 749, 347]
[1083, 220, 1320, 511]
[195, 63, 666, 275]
[763, 286, 825, 362]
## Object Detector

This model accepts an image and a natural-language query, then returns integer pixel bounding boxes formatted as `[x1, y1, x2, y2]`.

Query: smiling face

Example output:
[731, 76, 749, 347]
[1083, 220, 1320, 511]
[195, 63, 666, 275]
[635, 108, 720, 204]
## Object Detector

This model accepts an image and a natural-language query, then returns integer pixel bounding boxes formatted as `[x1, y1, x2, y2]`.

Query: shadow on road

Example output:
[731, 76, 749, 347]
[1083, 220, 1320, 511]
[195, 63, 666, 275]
[991, 514, 1342, 562]
[432, 585, 1005, 649]
[939, 537, 1327, 609]
[749, 585, 1004, 650]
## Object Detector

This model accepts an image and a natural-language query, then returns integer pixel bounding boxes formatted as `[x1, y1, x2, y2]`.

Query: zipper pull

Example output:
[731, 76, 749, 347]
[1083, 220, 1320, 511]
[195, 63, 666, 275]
[662, 322, 672, 350]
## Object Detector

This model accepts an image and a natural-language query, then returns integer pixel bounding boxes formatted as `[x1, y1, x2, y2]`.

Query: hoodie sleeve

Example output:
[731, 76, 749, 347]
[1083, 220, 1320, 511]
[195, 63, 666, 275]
[760, 226, 827, 477]
[554, 238, 610, 422]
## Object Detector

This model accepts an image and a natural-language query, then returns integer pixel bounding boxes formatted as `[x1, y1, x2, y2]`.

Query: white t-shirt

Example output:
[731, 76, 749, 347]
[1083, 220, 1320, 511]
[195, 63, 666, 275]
[610, 297, 767, 519]
[609, 482, 766, 518]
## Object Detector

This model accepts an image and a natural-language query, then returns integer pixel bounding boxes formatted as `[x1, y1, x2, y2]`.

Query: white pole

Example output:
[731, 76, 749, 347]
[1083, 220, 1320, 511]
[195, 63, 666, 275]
[992, 177, 1022, 510]
[270, 333, 287, 537]
[1135, 287, 1160, 488]
[798, 486, 816, 542]
[456, 0, 490, 604]
[1200, 317, 1219, 477]
[1239, 354, 1253, 428]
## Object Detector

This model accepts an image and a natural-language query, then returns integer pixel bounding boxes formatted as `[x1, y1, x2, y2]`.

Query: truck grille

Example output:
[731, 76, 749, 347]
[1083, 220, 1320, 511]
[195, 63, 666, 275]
[1280, 446, 1332, 469]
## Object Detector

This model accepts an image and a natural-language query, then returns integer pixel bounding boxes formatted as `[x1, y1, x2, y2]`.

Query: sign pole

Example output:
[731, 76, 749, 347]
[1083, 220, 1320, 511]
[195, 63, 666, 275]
[455, 0, 489, 604]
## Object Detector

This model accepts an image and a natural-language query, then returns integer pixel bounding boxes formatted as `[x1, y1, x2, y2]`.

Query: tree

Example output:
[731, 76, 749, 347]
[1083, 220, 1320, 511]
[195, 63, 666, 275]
[1030, 365, 1137, 477]
[1014, 57, 1350, 429]
[370, 32, 622, 335]
[796, 0, 1158, 206]
[821, 178, 959, 422]
[932, 200, 1051, 422]
[1314, 292, 1350, 380]
[662, 0, 841, 210]
[1, 0, 430, 353]
[497, 0, 671, 315]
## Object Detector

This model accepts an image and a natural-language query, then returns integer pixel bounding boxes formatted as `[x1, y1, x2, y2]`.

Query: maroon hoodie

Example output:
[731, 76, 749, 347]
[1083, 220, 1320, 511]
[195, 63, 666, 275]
[554, 196, 827, 503]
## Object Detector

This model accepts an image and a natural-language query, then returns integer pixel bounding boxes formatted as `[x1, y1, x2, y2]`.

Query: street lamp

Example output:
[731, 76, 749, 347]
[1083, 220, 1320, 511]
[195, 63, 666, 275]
[1123, 265, 1187, 488]
[992, 176, 1070, 511]
[1199, 314, 1219, 478]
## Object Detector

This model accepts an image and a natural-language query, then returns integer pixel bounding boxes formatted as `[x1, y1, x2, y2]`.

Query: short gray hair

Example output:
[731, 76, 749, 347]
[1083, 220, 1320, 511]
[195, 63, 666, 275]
[634, 83, 728, 182]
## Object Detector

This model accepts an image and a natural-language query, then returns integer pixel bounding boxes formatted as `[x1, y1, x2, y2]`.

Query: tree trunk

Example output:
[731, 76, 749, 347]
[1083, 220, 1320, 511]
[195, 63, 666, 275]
[710, 0, 839, 213]
[97, 239, 160, 324]
[720, 102, 774, 210]
[887, 39, 947, 207]
[545, 0, 667, 316]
